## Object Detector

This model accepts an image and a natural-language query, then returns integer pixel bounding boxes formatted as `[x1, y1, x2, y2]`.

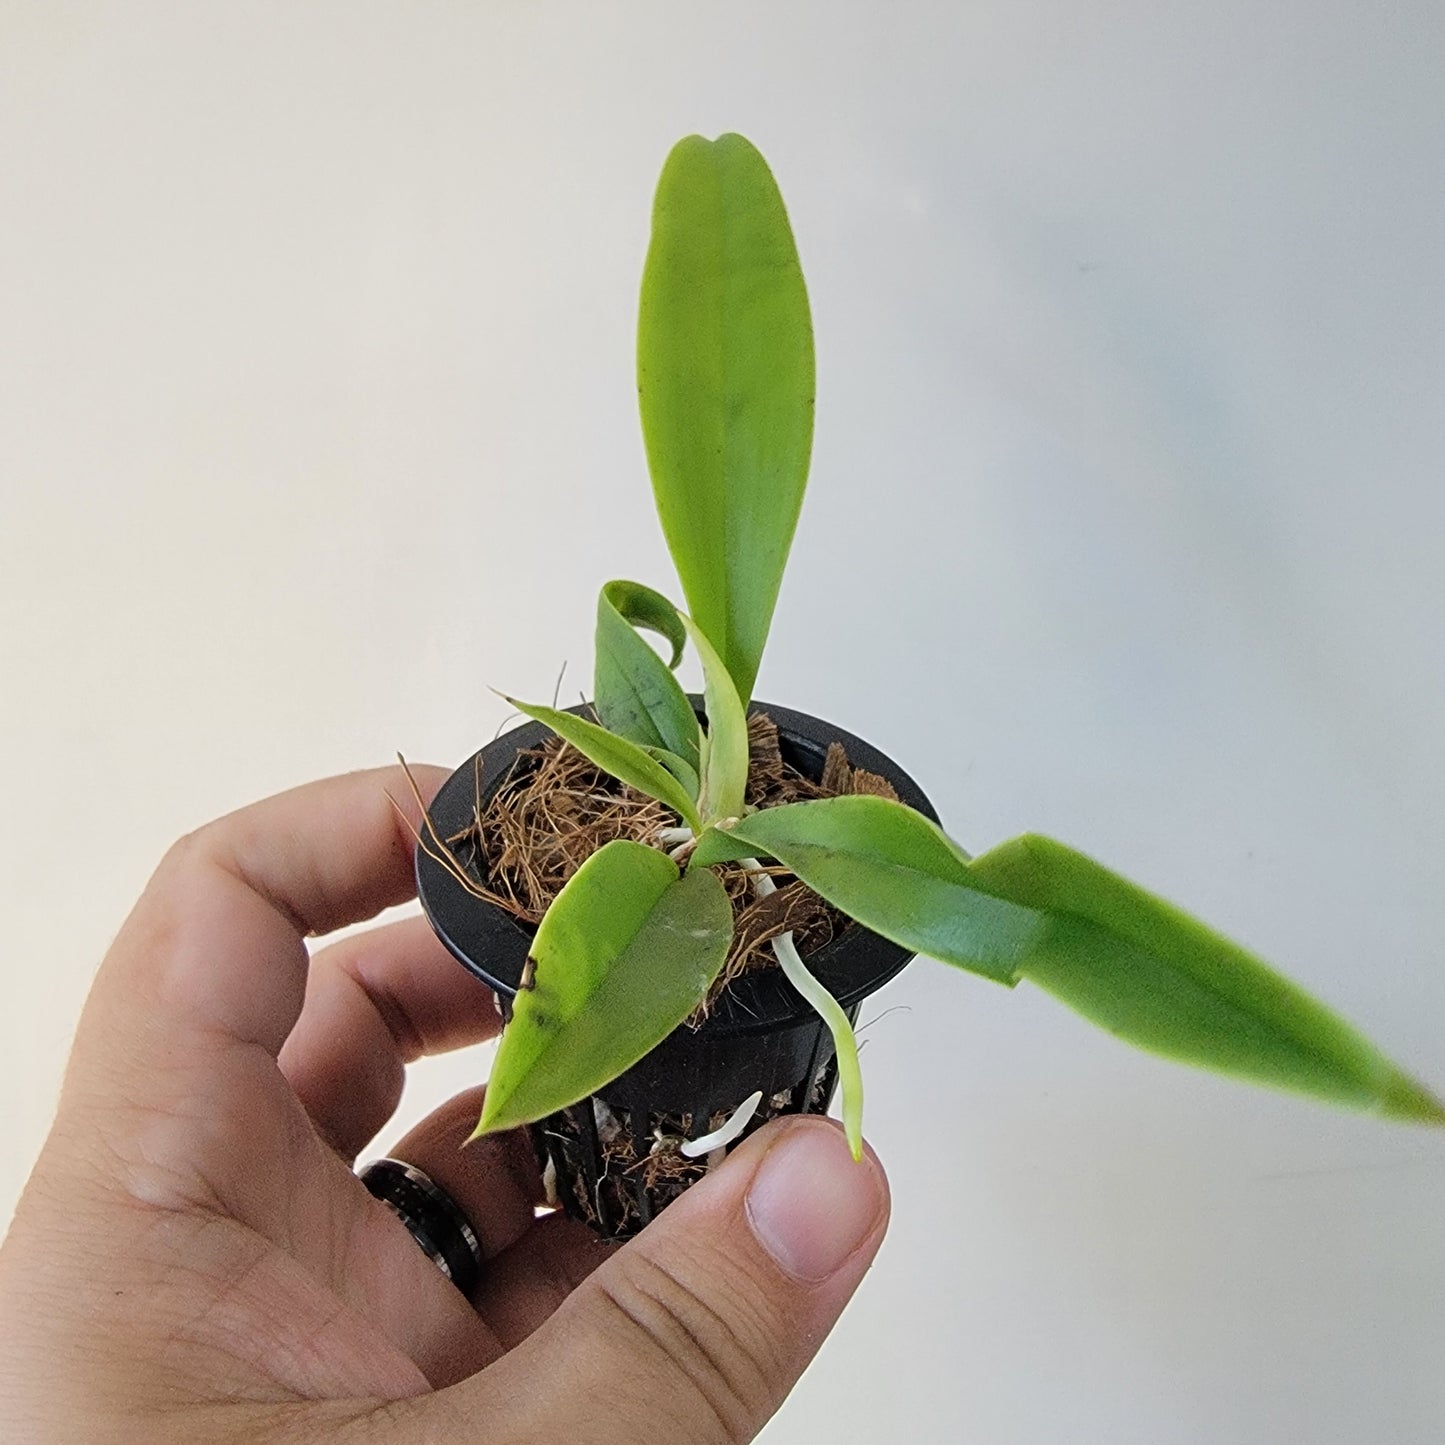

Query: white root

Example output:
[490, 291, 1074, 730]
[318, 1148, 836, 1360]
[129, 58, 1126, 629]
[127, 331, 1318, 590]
[592, 1097, 621, 1145]
[747, 860, 778, 901]
[679, 1090, 765, 1159]
[738, 856, 866, 1160]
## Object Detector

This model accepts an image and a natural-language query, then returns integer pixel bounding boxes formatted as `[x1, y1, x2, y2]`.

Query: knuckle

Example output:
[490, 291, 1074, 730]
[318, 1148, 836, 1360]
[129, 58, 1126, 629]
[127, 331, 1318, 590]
[152, 826, 209, 891]
[594, 1247, 784, 1443]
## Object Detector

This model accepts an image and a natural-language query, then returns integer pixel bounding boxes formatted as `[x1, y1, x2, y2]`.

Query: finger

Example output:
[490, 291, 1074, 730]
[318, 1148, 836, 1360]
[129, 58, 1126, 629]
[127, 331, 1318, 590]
[279, 916, 501, 1159]
[80, 763, 450, 1076]
[387, 1091, 614, 1354]
[351, 1088, 546, 1384]
[384, 1086, 544, 1267]
[472, 1212, 613, 1349]
[392, 1115, 890, 1445]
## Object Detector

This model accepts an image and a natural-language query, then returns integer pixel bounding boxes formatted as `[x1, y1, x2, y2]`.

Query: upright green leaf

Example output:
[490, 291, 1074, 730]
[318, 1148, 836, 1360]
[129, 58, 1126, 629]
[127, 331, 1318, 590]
[594, 580, 700, 766]
[681, 615, 748, 826]
[968, 834, 1445, 1123]
[703, 795, 1047, 982]
[505, 696, 702, 833]
[638, 133, 814, 706]
[476, 840, 732, 1134]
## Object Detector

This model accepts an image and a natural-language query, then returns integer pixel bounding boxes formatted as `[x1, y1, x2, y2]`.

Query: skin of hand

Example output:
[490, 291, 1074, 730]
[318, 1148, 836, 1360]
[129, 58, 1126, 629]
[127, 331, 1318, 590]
[0, 766, 890, 1444]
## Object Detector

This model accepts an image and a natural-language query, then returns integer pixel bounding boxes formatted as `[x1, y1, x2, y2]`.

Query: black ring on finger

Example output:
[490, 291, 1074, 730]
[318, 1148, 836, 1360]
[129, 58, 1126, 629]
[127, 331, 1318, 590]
[358, 1157, 483, 1296]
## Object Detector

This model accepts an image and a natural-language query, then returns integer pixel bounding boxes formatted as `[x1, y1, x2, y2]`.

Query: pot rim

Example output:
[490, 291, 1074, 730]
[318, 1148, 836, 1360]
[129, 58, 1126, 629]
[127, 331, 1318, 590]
[415, 700, 938, 1038]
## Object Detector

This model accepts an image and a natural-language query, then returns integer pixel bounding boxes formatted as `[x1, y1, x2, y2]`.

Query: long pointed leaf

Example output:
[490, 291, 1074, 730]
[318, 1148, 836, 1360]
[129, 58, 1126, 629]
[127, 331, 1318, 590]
[714, 797, 1443, 1120]
[505, 696, 702, 833]
[707, 796, 1045, 982]
[638, 133, 814, 706]
[476, 840, 732, 1134]
[594, 580, 700, 765]
[968, 834, 1445, 1123]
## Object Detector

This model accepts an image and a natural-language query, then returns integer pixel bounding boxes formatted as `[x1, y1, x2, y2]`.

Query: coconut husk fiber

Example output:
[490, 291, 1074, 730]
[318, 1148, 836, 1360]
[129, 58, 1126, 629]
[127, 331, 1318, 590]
[443, 711, 898, 1013]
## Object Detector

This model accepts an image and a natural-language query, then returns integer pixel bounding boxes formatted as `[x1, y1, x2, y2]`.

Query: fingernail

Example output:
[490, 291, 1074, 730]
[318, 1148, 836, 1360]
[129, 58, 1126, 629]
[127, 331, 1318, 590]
[745, 1121, 887, 1283]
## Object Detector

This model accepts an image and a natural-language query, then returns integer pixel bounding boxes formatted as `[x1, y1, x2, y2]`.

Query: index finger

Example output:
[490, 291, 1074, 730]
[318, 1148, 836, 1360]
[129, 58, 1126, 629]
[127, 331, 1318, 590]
[90, 763, 452, 1060]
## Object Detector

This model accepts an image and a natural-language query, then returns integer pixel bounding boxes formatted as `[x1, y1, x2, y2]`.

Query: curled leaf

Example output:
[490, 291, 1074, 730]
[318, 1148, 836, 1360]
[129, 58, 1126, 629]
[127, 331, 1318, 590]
[594, 580, 700, 765]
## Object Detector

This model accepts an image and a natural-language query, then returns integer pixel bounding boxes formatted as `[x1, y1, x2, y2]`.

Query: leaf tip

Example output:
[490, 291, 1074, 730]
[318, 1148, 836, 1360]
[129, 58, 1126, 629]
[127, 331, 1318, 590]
[1381, 1071, 1445, 1127]
[470, 1088, 521, 1141]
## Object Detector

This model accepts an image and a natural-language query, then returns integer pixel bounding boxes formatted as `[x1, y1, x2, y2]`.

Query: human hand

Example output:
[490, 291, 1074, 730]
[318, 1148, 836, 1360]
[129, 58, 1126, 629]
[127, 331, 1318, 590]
[0, 766, 889, 1443]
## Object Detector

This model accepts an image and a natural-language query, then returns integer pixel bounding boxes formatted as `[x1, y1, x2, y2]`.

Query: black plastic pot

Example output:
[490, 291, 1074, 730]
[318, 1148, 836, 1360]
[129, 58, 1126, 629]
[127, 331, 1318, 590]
[416, 701, 937, 1239]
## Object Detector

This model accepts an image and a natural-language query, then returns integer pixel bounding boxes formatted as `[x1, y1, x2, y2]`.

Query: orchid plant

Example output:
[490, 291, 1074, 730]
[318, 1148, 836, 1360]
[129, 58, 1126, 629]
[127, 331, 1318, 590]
[457, 133, 1440, 1161]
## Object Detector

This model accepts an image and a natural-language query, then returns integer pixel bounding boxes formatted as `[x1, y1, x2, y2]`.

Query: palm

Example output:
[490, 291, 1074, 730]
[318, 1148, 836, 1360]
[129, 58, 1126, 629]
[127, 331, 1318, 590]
[201, 1060, 493, 1399]
[88, 1028, 498, 1408]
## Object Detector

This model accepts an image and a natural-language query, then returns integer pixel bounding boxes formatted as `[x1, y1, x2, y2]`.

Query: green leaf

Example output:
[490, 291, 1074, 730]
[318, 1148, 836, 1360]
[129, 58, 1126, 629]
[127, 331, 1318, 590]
[602, 578, 687, 669]
[710, 799, 1443, 1121]
[476, 840, 733, 1134]
[505, 696, 702, 833]
[690, 824, 756, 868]
[708, 795, 1047, 983]
[681, 615, 748, 826]
[638, 133, 814, 707]
[644, 746, 700, 801]
[968, 834, 1445, 1124]
[594, 580, 700, 765]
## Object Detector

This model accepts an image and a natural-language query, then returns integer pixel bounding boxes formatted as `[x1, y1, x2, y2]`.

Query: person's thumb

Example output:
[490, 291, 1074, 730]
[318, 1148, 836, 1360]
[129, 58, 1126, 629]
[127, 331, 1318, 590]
[427, 1114, 888, 1444]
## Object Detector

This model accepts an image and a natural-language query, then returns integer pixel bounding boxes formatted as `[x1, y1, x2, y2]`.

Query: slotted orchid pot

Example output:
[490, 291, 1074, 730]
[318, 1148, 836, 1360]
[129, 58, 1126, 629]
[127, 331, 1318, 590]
[413, 134, 1442, 1241]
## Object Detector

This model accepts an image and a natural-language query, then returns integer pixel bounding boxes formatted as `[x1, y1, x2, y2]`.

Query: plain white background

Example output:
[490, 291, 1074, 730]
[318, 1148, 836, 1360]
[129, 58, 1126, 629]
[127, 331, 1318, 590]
[4, 4, 1445, 1440]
